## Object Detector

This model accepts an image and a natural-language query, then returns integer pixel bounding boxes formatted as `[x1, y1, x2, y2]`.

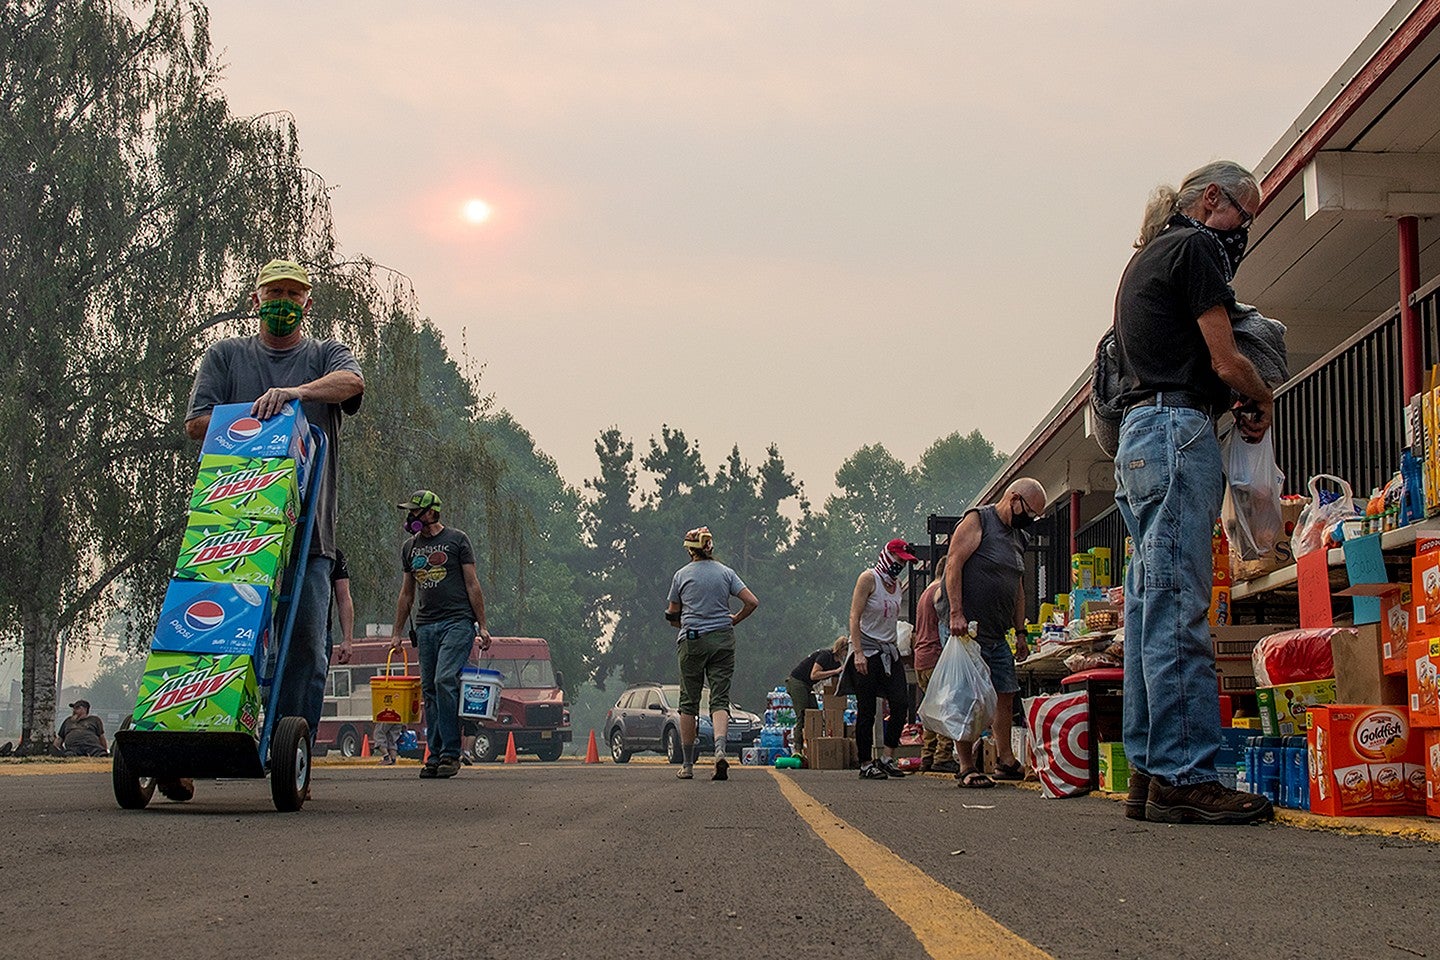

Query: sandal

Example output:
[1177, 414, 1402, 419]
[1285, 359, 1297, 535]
[993, 760, 1024, 781]
[956, 769, 995, 789]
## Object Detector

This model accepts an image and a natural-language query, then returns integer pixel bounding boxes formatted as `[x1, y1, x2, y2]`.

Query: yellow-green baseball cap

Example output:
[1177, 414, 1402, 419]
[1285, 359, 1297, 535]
[397, 490, 443, 511]
[256, 258, 311, 289]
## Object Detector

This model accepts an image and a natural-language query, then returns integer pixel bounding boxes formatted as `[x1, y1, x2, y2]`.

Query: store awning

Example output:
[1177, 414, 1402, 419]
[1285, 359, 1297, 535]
[974, 0, 1440, 518]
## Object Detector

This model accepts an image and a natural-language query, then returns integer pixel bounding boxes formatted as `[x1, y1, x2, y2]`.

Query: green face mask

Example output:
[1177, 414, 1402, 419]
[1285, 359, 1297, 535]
[259, 298, 303, 336]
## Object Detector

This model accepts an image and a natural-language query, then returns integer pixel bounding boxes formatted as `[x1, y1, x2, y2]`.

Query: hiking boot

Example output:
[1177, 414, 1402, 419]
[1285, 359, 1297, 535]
[419, 763, 439, 779]
[877, 756, 907, 778]
[435, 757, 461, 778]
[858, 760, 889, 780]
[931, 759, 961, 775]
[1146, 778, 1273, 825]
[1125, 772, 1151, 820]
[712, 756, 729, 781]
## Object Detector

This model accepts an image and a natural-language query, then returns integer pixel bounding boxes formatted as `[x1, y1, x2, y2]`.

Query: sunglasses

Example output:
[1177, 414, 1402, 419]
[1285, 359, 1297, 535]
[1218, 186, 1254, 228]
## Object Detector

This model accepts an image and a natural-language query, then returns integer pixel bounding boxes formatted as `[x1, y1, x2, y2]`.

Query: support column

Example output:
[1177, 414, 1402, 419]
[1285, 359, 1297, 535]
[1069, 489, 1082, 557]
[1400, 215, 1422, 399]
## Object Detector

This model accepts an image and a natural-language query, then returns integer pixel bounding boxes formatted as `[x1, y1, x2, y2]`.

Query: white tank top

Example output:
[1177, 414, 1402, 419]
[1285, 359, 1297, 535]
[859, 570, 901, 646]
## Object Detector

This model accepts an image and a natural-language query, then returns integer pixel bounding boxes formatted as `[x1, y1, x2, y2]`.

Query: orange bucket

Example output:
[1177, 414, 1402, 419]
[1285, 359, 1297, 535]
[371, 648, 422, 723]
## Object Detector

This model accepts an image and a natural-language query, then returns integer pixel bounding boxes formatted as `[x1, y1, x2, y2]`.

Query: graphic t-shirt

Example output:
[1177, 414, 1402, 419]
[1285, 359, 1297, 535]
[401, 527, 477, 625]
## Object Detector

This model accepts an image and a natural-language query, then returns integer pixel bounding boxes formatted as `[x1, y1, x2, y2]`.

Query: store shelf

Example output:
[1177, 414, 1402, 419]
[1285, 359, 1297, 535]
[1231, 520, 1440, 601]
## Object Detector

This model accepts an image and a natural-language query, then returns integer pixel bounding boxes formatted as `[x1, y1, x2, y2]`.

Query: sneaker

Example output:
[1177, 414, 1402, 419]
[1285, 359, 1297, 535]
[877, 756, 908, 778]
[930, 759, 962, 775]
[712, 757, 729, 781]
[858, 760, 889, 780]
[1124, 772, 1151, 821]
[1145, 778, 1274, 825]
[435, 757, 461, 779]
[419, 763, 439, 779]
[676, 766, 694, 780]
[378, 755, 396, 766]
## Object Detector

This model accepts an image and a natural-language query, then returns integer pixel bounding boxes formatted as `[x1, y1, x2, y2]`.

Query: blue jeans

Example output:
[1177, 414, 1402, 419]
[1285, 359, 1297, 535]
[1114, 406, 1224, 786]
[273, 555, 333, 744]
[417, 619, 474, 761]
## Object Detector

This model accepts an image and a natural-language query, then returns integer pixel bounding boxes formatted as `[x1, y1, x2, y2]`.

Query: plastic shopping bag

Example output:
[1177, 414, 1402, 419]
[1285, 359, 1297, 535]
[1025, 691, 1091, 798]
[1220, 426, 1285, 560]
[917, 633, 996, 743]
[1292, 474, 1362, 558]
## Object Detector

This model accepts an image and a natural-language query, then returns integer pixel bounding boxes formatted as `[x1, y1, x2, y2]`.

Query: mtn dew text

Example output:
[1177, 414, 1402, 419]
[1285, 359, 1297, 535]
[189, 455, 299, 526]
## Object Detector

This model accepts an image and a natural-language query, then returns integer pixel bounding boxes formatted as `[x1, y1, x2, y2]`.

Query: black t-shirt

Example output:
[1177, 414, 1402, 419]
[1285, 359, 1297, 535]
[789, 648, 840, 683]
[1114, 216, 1235, 410]
[401, 526, 478, 626]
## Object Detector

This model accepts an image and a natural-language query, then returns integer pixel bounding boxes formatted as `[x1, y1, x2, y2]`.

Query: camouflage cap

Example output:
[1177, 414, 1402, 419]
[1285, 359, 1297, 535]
[397, 490, 443, 511]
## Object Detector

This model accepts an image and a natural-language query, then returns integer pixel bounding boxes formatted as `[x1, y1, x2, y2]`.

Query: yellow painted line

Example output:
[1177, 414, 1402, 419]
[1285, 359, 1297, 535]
[0, 760, 110, 776]
[769, 768, 1053, 960]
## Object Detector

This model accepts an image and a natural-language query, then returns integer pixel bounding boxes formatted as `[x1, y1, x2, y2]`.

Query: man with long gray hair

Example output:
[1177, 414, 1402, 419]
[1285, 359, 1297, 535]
[1112, 161, 1273, 825]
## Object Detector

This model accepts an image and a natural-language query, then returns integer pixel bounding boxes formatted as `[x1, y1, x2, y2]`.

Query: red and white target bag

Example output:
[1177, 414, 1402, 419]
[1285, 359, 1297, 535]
[1025, 691, 1091, 798]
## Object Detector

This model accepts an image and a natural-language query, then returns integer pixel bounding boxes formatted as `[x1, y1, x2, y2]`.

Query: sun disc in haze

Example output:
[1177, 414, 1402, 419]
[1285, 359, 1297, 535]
[462, 198, 493, 224]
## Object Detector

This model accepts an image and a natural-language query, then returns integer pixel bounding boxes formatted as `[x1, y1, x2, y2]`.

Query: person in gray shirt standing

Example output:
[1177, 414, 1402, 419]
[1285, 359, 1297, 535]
[185, 259, 364, 780]
[666, 526, 759, 781]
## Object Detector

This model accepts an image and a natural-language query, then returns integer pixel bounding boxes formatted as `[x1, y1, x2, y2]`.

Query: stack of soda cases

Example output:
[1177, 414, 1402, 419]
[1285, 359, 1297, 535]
[1237, 735, 1310, 810]
[130, 402, 311, 738]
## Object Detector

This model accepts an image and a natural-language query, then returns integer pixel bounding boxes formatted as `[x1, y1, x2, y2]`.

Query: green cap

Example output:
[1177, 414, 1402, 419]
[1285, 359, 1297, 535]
[397, 489, 443, 511]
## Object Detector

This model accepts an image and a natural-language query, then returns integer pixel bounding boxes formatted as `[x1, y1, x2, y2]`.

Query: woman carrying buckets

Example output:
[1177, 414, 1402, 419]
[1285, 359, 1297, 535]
[389, 490, 492, 780]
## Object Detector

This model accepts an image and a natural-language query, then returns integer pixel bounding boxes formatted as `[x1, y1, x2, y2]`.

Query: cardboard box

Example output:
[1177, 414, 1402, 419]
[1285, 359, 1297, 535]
[150, 579, 271, 659]
[1308, 704, 1423, 817]
[1409, 635, 1440, 728]
[1209, 587, 1231, 627]
[1072, 553, 1096, 590]
[1257, 678, 1337, 736]
[199, 400, 312, 496]
[1332, 625, 1407, 707]
[810, 737, 858, 770]
[1426, 729, 1440, 818]
[1089, 547, 1113, 587]
[1097, 742, 1129, 793]
[174, 511, 292, 589]
[1382, 586, 1413, 675]
[1211, 625, 1293, 696]
[1228, 717, 1263, 729]
[189, 455, 300, 526]
[130, 651, 261, 736]
[802, 711, 825, 745]
[1412, 550, 1440, 627]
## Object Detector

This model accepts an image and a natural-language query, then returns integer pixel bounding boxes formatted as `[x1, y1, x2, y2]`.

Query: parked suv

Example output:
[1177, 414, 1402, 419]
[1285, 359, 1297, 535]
[604, 682, 760, 763]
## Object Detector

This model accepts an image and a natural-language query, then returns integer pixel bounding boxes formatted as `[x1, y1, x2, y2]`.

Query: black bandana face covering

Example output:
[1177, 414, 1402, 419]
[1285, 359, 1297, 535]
[1176, 214, 1248, 281]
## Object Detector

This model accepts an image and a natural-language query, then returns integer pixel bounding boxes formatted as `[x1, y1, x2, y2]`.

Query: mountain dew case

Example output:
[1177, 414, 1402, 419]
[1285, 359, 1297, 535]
[151, 579, 272, 658]
[131, 651, 261, 736]
[174, 511, 292, 589]
[189, 455, 299, 526]
[200, 400, 312, 497]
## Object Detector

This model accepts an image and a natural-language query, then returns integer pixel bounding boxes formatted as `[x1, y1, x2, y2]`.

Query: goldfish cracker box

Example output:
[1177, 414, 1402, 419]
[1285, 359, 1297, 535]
[1382, 585, 1412, 676]
[1408, 634, 1440, 727]
[1426, 730, 1440, 817]
[1411, 550, 1440, 627]
[1308, 704, 1424, 817]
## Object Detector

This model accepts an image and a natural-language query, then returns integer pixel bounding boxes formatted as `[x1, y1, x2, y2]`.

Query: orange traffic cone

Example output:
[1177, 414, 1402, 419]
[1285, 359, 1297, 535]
[504, 731, 519, 764]
[360, 734, 371, 758]
[585, 729, 600, 764]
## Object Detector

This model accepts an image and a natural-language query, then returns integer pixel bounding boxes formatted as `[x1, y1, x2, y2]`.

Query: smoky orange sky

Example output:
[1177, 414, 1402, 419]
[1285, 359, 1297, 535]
[206, 1, 1395, 502]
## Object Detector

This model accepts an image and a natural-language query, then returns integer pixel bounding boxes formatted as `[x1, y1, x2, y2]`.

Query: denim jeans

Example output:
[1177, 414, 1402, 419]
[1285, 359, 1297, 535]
[273, 554, 333, 745]
[1114, 405, 1224, 786]
[417, 619, 474, 761]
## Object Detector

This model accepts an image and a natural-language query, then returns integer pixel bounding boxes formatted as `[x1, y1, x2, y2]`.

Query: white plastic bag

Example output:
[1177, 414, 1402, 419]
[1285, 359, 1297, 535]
[1292, 474, 1362, 558]
[896, 621, 914, 657]
[1221, 427, 1285, 560]
[917, 633, 997, 743]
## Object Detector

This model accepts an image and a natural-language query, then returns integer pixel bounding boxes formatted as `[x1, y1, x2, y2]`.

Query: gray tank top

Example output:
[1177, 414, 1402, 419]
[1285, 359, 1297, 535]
[958, 505, 1025, 641]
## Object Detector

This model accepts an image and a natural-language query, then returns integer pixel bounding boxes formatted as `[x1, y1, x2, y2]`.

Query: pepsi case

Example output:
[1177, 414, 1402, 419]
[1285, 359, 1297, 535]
[200, 400, 312, 497]
[151, 578, 271, 659]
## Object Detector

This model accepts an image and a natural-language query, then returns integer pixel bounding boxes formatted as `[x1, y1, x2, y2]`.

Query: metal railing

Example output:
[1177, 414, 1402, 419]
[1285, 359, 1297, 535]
[1273, 275, 1440, 496]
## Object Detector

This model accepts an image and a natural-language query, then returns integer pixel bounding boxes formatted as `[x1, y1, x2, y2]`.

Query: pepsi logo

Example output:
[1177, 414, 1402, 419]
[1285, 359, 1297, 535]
[183, 600, 226, 631]
[226, 417, 263, 443]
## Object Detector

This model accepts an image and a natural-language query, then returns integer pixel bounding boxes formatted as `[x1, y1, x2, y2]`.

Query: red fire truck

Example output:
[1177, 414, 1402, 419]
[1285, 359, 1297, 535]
[316, 635, 571, 761]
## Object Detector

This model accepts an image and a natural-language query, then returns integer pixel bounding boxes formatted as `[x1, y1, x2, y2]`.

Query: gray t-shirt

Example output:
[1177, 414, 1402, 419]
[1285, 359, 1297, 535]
[186, 335, 363, 559]
[668, 559, 747, 636]
[402, 526, 478, 626]
[957, 505, 1026, 642]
